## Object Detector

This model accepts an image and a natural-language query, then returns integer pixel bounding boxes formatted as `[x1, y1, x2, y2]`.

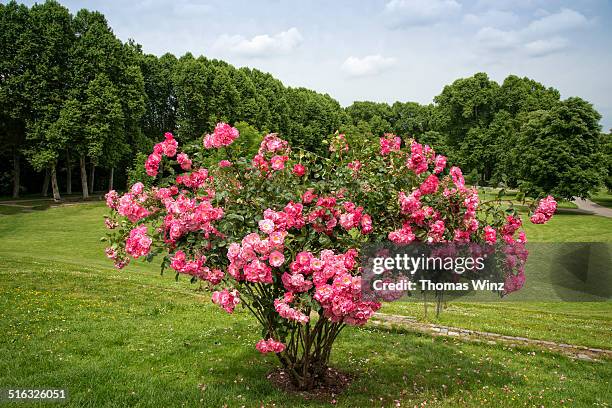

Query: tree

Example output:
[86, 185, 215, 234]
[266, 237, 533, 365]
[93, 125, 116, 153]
[509, 98, 604, 199]
[23, 0, 74, 201]
[0, 1, 32, 198]
[603, 131, 612, 191]
[84, 74, 125, 193]
[434, 73, 499, 170]
[173, 54, 212, 141]
[391, 101, 438, 137]
[345, 101, 394, 136]
[115, 49, 146, 189]
[140, 52, 178, 140]
[498, 75, 560, 116]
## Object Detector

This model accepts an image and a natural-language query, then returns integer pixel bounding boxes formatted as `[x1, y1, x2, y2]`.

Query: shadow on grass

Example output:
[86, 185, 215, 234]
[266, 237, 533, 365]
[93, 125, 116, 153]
[199, 327, 521, 406]
[0, 196, 104, 215]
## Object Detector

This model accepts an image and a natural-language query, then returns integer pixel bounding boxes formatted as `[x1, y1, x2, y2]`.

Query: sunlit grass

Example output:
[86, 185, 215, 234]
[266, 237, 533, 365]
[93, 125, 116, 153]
[0, 203, 610, 406]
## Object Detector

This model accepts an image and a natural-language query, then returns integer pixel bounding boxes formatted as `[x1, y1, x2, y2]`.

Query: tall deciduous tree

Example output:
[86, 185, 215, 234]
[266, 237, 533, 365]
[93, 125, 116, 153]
[23, 0, 74, 201]
[140, 52, 178, 139]
[83, 74, 125, 193]
[509, 97, 604, 199]
[0, 1, 31, 198]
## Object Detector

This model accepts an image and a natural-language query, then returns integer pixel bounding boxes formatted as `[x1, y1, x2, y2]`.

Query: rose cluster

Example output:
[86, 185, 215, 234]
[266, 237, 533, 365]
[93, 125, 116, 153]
[530, 195, 557, 224]
[125, 225, 152, 258]
[203, 122, 239, 149]
[146, 132, 178, 177]
[255, 338, 286, 354]
[380, 133, 401, 155]
[161, 193, 224, 244]
[104, 183, 151, 224]
[305, 195, 372, 235]
[252, 133, 290, 174]
[211, 288, 240, 313]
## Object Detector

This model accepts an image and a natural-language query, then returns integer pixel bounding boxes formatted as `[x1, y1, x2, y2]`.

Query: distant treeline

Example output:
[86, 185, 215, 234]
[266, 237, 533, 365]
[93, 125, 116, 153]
[1, 0, 609, 200]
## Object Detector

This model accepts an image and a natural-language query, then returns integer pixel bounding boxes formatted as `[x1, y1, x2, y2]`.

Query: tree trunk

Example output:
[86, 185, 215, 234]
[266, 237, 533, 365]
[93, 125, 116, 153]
[66, 150, 72, 195]
[12, 150, 20, 198]
[42, 168, 50, 197]
[108, 167, 114, 191]
[80, 155, 89, 199]
[50, 165, 61, 202]
[89, 164, 95, 195]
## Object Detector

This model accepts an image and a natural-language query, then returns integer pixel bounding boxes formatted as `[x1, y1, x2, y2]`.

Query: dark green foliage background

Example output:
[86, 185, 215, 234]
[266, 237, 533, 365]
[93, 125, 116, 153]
[0, 1, 609, 200]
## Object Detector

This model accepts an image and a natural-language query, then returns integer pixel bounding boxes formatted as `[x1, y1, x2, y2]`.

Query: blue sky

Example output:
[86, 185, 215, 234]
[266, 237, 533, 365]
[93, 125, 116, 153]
[14, 0, 612, 130]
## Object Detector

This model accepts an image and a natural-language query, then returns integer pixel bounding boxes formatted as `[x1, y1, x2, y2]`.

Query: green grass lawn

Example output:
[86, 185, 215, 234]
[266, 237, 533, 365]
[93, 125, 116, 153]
[477, 187, 578, 209]
[591, 189, 612, 208]
[0, 203, 610, 406]
[381, 211, 612, 350]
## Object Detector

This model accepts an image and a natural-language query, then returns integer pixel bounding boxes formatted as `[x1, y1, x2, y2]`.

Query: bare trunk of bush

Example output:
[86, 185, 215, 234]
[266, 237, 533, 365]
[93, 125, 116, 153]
[241, 284, 344, 390]
[275, 318, 344, 390]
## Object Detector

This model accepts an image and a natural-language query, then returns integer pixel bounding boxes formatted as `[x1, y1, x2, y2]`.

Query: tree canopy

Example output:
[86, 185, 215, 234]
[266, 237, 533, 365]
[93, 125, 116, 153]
[0, 1, 608, 201]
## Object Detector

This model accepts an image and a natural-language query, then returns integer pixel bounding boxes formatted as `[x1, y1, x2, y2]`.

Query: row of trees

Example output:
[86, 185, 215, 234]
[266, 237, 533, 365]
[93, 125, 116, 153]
[0, 0, 345, 200]
[1, 1, 608, 200]
[344, 73, 609, 199]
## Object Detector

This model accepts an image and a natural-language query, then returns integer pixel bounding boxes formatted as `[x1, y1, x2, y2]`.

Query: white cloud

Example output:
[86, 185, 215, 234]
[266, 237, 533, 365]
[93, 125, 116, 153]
[172, 2, 212, 17]
[473, 8, 589, 57]
[384, 0, 461, 28]
[475, 27, 520, 51]
[524, 8, 588, 36]
[473, 0, 546, 11]
[213, 27, 303, 58]
[463, 10, 520, 29]
[341, 55, 397, 77]
[524, 37, 568, 57]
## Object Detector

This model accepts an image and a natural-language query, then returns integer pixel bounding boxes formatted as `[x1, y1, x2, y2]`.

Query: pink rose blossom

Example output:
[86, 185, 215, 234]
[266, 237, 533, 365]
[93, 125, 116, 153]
[450, 167, 465, 189]
[177, 153, 192, 170]
[270, 155, 288, 171]
[125, 225, 152, 258]
[434, 155, 447, 174]
[347, 160, 362, 173]
[419, 175, 439, 195]
[380, 133, 401, 155]
[256, 338, 286, 353]
[145, 153, 162, 177]
[302, 189, 317, 204]
[162, 132, 178, 157]
[530, 196, 557, 224]
[484, 226, 497, 244]
[211, 289, 240, 313]
[204, 122, 239, 149]
[105, 190, 119, 209]
[269, 250, 285, 267]
[292, 163, 306, 176]
[259, 219, 275, 234]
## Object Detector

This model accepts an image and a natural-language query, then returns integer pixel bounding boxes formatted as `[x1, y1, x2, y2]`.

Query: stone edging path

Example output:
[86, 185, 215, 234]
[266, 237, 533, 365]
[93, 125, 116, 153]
[372, 313, 612, 362]
[572, 198, 612, 218]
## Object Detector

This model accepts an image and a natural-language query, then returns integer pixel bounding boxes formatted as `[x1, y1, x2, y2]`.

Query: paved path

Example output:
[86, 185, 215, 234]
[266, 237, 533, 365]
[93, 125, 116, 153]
[372, 313, 611, 361]
[572, 198, 612, 218]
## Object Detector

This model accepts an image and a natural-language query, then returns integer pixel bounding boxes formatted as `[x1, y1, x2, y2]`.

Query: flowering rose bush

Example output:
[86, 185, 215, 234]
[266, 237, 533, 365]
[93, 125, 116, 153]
[103, 122, 555, 390]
